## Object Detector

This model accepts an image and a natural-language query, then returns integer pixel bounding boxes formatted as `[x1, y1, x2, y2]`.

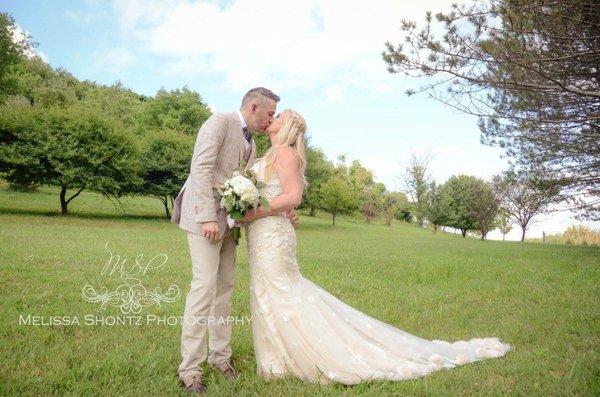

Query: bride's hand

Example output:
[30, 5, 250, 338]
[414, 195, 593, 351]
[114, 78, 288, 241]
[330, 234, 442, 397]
[239, 209, 257, 224]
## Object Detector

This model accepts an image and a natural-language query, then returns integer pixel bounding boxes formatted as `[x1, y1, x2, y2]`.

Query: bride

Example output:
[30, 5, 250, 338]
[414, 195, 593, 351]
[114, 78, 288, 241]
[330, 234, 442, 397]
[239, 109, 510, 385]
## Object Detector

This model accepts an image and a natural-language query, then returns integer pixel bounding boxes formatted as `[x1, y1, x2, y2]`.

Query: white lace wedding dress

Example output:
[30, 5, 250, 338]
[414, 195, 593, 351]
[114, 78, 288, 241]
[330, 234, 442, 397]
[244, 158, 511, 385]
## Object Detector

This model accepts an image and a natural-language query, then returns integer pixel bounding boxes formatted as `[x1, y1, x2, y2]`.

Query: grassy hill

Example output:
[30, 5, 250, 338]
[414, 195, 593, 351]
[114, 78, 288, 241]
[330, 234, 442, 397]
[1, 182, 599, 395]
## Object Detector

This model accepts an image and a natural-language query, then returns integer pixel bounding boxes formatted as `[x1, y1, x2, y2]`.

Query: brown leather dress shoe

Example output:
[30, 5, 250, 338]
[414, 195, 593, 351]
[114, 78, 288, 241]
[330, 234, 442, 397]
[180, 374, 206, 394]
[213, 361, 239, 380]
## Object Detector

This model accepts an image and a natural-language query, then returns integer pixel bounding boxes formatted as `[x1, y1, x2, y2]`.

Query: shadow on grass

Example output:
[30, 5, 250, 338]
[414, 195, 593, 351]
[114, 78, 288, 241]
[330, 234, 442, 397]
[0, 207, 169, 221]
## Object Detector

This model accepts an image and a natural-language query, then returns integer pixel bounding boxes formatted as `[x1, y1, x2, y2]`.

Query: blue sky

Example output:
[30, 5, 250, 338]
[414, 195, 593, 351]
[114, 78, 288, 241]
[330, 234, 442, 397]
[3, 0, 597, 239]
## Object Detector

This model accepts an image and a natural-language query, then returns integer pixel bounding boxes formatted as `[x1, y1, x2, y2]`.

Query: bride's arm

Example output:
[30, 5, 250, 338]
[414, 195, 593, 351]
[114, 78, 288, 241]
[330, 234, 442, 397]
[246, 146, 303, 221]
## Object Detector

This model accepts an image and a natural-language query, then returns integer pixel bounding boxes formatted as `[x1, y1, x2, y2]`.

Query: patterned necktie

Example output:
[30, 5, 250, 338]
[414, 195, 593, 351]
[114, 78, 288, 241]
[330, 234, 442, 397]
[242, 127, 252, 143]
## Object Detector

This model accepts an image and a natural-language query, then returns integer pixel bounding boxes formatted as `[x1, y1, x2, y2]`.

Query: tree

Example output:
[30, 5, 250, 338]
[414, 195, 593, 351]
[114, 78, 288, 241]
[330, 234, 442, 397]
[0, 12, 36, 100]
[493, 168, 561, 242]
[78, 81, 148, 131]
[423, 181, 451, 233]
[497, 209, 513, 241]
[396, 204, 413, 223]
[402, 152, 431, 226]
[382, 191, 408, 226]
[468, 179, 501, 240]
[383, 0, 600, 219]
[440, 175, 479, 238]
[320, 176, 357, 226]
[135, 131, 194, 218]
[345, 160, 386, 223]
[302, 146, 334, 216]
[360, 183, 386, 224]
[138, 87, 211, 136]
[348, 159, 374, 192]
[253, 132, 271, 158]
[0, 103, 139, 214]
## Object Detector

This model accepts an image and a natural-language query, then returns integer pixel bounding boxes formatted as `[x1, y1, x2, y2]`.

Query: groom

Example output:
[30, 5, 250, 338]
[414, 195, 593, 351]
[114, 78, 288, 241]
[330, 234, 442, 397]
[171, 87, 297, 394]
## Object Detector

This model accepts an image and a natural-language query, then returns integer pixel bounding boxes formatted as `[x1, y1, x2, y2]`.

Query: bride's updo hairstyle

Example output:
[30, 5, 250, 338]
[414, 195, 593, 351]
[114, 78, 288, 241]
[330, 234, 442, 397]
[263, 109, 308, 190]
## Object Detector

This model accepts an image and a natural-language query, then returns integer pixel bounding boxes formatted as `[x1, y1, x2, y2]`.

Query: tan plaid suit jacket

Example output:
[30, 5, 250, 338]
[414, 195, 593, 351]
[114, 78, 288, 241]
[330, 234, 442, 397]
[171, 112, 256, 238]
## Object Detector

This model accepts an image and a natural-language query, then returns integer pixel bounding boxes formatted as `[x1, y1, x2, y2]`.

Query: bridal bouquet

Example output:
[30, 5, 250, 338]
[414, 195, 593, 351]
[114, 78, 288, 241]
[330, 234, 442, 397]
[217, 168, 269, 242]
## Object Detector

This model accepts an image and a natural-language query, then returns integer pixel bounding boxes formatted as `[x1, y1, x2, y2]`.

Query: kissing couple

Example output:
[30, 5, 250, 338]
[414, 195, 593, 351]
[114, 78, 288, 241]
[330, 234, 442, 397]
[171, 87, 511, 394]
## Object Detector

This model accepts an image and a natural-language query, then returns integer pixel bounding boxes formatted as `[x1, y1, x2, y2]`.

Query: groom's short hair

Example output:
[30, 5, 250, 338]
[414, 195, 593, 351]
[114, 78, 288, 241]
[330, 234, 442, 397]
[241, 87, 280, 109]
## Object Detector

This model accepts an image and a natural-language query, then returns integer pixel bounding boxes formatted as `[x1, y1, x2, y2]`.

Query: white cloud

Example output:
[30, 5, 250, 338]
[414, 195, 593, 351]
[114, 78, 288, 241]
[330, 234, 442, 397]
[88, 47, 137, 76]
[108, 0, 465, 98]
[325, 85, 343, 102]
[63, 9, 101, 25]
[37, 51, 49, 63]
[9, 23, 37, 59]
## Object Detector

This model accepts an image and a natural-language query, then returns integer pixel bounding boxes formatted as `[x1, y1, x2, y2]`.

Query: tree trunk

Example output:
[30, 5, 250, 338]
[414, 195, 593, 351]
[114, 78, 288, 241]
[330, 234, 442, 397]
[502, 234, 506, 241]
[60, 186, 68, 215]
[433, 224, 438, 234]
[332, 212, 336, 226]
[163, 195, 171, 219]
[309, 206, 317, 217]
[461, 229, 467, 238]
[481, 231, 487, 240]
[60, 184, 85, 215]
[521, 226, 526, 242]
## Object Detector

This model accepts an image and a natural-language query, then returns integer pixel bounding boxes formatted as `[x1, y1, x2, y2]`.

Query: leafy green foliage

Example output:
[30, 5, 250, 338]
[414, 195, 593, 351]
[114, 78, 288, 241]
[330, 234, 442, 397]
[383, 0, 600, 219]
[320, 176, 357, 225]
[0, 102, 139, 214]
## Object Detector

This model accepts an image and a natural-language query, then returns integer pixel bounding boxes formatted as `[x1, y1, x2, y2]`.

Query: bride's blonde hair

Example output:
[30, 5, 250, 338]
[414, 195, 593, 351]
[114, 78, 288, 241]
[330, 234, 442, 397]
[263, 109, 308, 190]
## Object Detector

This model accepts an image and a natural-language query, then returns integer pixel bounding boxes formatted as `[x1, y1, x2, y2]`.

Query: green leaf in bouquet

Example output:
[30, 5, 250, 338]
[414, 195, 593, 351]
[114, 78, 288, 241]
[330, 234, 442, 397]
[232, 226, 242, 245]
[259, 196, 270, 210]
[256, 181, 266, 189]
[230, 208, 243, 220]
[223, 196, 234, 211]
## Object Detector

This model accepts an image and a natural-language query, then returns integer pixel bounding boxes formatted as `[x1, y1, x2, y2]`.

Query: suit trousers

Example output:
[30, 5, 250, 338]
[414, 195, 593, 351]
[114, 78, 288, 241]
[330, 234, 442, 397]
[178, 228, 237, 381]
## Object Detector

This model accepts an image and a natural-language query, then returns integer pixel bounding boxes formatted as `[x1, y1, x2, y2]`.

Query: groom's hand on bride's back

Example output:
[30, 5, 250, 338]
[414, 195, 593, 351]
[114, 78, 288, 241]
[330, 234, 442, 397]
[201, 221, 220, 241]
[286, 209, 300, 228]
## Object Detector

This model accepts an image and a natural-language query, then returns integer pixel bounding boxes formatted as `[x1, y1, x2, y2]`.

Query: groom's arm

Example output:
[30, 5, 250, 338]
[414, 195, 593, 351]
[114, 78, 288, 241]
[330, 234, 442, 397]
[190, 114, 228, 226]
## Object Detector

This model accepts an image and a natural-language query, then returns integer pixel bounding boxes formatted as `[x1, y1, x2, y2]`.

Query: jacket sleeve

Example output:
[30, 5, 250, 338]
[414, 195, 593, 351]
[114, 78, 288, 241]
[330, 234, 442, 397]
[190, 114, 228, 224]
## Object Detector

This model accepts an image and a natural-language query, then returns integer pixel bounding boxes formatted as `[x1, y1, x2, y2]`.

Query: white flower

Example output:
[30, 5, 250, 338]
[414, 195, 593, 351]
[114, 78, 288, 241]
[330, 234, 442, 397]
[219, 172, 265, 219]
[226, 174, 260, 205]
[226, 215, 236, 228]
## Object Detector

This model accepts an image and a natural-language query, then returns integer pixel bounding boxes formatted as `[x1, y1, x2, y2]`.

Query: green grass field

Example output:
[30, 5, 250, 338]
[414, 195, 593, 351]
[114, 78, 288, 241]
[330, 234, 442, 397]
[1, 182, 599, 396]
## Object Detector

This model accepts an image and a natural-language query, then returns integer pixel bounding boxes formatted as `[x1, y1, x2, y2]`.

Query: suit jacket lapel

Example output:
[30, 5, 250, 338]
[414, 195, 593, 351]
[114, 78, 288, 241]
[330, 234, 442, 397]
[230, 112, 245, 163]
